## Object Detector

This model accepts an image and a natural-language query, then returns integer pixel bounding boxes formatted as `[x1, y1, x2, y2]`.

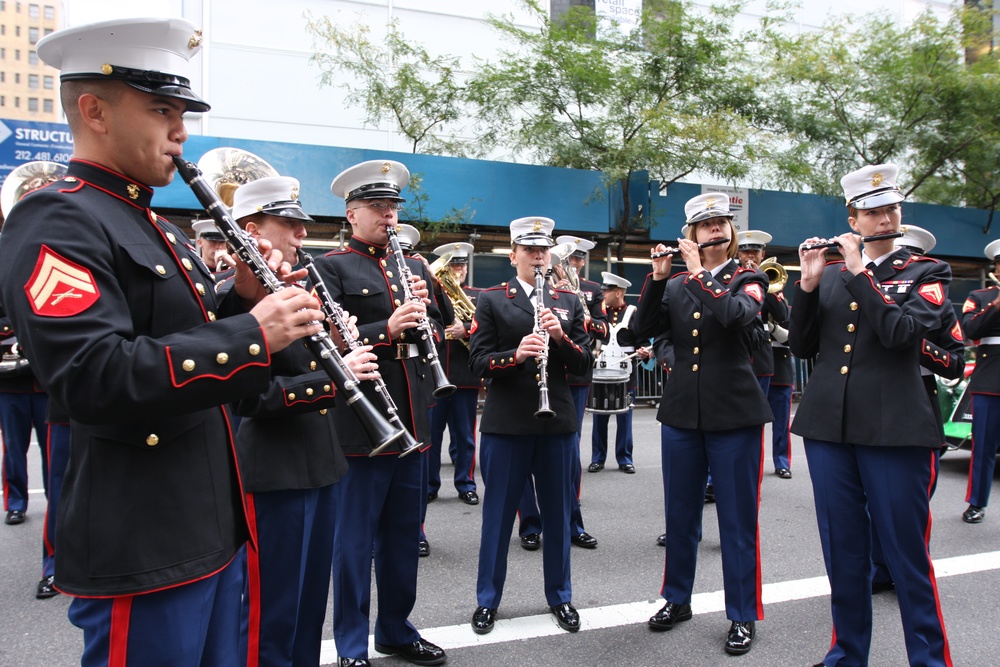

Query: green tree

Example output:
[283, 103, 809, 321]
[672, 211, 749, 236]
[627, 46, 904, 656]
[305, 14, 469, 155]
[465, 0, 771, 259]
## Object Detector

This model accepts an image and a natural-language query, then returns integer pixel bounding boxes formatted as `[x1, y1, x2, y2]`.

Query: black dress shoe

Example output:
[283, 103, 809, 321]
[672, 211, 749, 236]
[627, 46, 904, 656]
[418, 540, 430, 557]
[619, 463, 636, 474]
[550, 602, 580, 632]
[587, 462, 604, 472]
[373, 638, 446, 666]
[776, 468, 792, 479]
[704, 484, 715, 504]
[871, 579, 895, 594]
[648, 602, 692, 630]
[963, 505, 985, 524]
[725, 620, 755, 655]
[656, 533, 665, 547]
[520, 533, 541, 550]
[459, 490, 480, 505]
[339, 658, 371, 667]
[572, 532, 598, 549]
[36, 575, 58, 599]
[426, 490, 438, 502]
[472, 606, 497, 634]
[5, 510, 25, 525]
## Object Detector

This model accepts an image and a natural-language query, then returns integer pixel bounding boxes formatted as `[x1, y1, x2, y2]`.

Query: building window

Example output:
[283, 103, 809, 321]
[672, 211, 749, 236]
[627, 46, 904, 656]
[0, 96, 4, 107]
[28, 73, 38, 89]
[15, 49, 20, 61]
[14, 72, 19, 84]
[43, 98, 52, 113]
[28, 27, 38, 44]
[28, 3, 38, 18]
[15, 96, 19, 108]
[0, 72, 4, 83]
[28, 97, 38, 112]
[44, 5, 53, 19]
[1, 25, 5, 36]
[28, 50, 38, 65]
[43, 75, 52, 89]
[15, 25, 20, 37]
[1, 48, 6, 60]
[43, 27, 52, 36]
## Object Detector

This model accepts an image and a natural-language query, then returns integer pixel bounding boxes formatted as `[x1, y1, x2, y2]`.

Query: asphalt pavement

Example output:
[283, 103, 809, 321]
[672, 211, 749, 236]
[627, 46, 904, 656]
[1, 404, 998, 666]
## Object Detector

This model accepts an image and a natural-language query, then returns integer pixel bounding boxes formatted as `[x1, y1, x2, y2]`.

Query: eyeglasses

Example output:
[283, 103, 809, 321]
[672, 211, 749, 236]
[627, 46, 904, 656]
[351, 201, 403, 212]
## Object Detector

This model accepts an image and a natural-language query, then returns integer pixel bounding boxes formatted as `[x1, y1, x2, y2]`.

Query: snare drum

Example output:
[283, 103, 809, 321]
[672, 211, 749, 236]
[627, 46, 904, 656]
[587, 379, 632, 414]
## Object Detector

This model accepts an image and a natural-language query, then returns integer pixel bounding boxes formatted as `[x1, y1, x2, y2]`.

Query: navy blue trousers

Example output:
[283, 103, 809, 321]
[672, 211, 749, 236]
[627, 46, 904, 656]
[332, 454, 422, 660]
[41, 422, 70, 578]
[518, 385, 587, 537]
[477, 431, 576, 608]
[244, 485, 336, 667]
[0, 391, 49, 512]
[766, 384, 793, 471]
[590, 389, 635, 466]
[805, 439, 951, 667]
[427, 388, 478, 495]
[68, 552, 244, 667]
[966, 393, 1000, 508]
[659, 424, 764, 622]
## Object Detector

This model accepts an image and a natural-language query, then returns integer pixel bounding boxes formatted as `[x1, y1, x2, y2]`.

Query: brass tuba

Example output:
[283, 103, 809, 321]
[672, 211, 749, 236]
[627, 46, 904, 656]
[196, 147, 279, 207]
[430, 251, 476, 349]
[759, 257, 787, 294]
[550, 242, 589, 312]
[1, 161, 67, 218]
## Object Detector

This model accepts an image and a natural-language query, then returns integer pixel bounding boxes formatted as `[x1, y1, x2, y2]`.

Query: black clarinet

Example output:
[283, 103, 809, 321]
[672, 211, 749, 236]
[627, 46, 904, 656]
[172, 156, 404, 452]
[301, 254, 422, 458]
[385, 226, 456, 398]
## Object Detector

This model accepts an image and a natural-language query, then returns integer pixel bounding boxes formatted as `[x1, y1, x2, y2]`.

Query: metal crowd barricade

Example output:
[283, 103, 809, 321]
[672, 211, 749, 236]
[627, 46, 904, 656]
[634, 355, 812, 405]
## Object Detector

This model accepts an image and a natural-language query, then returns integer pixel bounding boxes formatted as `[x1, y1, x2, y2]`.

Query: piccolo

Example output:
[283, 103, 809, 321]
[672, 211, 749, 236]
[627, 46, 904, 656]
[799, 231, 904, 251]
[650, 236, 730, 259]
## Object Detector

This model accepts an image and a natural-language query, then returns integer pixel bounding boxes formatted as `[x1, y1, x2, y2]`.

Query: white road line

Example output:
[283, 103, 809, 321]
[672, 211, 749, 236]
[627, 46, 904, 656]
[318, 550, 1000, 664]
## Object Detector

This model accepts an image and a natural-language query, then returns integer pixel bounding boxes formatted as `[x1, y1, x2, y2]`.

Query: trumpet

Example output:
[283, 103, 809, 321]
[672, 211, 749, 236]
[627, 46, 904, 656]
[301, 254, 422, 458]
[533, 266, 555, 420]
[758, 257, 788, 294]
[650, 237, 730, 259]
[386, 225, 456, 398]
[799, 230, 904, 251]
[172, 155, 405, 453]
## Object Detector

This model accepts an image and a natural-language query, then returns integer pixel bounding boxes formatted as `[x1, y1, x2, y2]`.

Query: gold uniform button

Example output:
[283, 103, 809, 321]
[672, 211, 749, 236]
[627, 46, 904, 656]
[847, 324, 856, 333]
[849, 302, 858, 311]
[394, 299, 402, 307]
[381, 259, 387, 267]
[379, 334, 386, 340]
[216, 353, 229, 365]
[843, 345, 852, 353]
[319, 409, 328, 415]
[146, 434, 159, 446]
[692, 329, 699, 337]
[715, 288, 721, 294]
[166, 232, 176, 244]
[306, 388, 314, 396]
[182, 359, 196, 371]
[196, 283, 206, 296]
[362, 288, 369, 295]
[324, 385, 331, 393]
[249, 344, 261, 356]
[207, 311, 216, 321]
[693, 347, 700, 355]
[840, 366, 848, 375]
[155, 265, 166, 275]
[692, 364, 699, 372]
[706, 281, 713, 287]
[693, 312, 701, 320]
[363, 338, 370, 344]
[289, 393, 297, 400]
[386, 271, 394, 278]
[310, 361, 317, 370]
[182, 258, 194, 271]
[391, 285, 399, 292]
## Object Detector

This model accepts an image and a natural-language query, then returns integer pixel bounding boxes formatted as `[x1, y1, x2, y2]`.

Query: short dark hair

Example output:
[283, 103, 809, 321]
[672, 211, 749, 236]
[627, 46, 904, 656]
[60, 79, 123, 128]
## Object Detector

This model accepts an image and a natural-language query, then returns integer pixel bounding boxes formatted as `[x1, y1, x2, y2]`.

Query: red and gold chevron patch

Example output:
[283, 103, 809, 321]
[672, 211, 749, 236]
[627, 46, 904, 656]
[744, 283, 763, 303]
[24, 245, 99, 317]
[917, 282, 944, 306]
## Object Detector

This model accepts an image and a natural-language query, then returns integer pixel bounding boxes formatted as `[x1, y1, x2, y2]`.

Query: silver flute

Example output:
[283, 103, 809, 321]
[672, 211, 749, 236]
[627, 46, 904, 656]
[533, 266, 555, 420]
[301, 254, 422, 458]
[385, 225, 456, 398]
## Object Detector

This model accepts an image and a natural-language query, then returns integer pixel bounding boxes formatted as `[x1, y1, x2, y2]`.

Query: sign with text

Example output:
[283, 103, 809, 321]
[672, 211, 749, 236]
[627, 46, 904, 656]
[0, 119, 74, 184]
[596, 0, 642, 39]
[701, 184, 750, 233]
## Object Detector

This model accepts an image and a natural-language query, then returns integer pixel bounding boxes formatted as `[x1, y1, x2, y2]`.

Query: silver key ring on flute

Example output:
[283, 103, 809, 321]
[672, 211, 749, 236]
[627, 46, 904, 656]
[799, 230, 905, 251]
[650, 236, 730, 259]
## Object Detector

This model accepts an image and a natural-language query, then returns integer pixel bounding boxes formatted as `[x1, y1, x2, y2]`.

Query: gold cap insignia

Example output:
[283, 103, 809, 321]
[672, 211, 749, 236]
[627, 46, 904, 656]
[101, 64, 113, 75]
[126, 184, 140, 200]
[705, 197, 716, 209]
[454, 244, 461, 250]
[381, 162, 392, 175]
[532, 220, 543, 233]
[871, 173, 884, 187]
[290, 186, 299, 199]
[188, 30, 203, 49]
[744, 232, 751, 238]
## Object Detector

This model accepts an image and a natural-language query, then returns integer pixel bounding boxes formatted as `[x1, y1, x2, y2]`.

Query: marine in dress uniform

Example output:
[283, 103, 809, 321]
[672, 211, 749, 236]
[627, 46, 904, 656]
[469, 216, 593, 636]
[737, 230, 792, 477]
[312, 160, 447, 667]
[428, 242, 482, 506]
[193, 218, 232, 273]
[222, 176, 372, 666]
[517, 237, 606, 551]
[959, 238, 1000, 525]
[588, 272, 651, 471]
[0, 19, 327, 666]
[634, 192, 769, 656]
[790, 164, 952, 667]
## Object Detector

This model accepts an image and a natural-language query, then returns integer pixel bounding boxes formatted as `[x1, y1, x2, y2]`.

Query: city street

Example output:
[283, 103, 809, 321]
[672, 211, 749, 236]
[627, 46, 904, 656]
[2, 405, 998, 666]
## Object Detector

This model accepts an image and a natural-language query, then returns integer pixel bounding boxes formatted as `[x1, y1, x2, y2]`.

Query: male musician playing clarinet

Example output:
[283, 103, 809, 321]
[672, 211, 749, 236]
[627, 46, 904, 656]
[469, 217, 592, 636]
[0, 18, 327, 665]
[312, 160, 447, 667]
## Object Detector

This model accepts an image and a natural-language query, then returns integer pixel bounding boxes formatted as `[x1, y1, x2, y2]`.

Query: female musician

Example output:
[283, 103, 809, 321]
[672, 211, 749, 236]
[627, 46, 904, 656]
[468, 217, 592, 636]
[790, 164, 952, 667]
[634, 193, 770, 656]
